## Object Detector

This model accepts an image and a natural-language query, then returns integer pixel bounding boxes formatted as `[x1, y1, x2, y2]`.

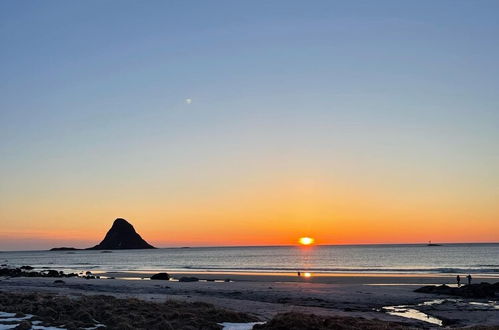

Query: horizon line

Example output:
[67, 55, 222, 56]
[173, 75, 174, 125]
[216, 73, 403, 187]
[2, 241, 498, 252]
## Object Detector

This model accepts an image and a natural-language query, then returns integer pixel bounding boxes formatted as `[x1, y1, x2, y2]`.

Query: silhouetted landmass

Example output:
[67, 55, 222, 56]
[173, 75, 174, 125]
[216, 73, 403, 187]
[50, 247, 79, 251]
[87, 218, 155, 250]
[415, 282, 499, 298]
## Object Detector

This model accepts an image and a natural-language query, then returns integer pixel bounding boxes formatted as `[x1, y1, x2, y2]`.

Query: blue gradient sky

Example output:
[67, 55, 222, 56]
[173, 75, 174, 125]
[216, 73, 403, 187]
[1, 1, 498, 250]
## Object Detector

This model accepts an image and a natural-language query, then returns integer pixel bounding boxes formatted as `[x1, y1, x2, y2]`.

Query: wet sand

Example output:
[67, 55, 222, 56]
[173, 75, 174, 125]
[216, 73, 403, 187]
[98, 270, 499, 285]
[1, 273, 498, 328]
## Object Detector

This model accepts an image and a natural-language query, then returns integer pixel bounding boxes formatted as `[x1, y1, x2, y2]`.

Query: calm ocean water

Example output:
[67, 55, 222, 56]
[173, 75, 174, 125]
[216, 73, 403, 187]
[1, 244, 498, 275]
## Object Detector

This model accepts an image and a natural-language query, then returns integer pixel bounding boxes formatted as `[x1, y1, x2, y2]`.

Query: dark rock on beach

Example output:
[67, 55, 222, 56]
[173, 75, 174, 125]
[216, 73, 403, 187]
[0, 267, 78, 278]
[150, 272, 170, 280]
[42, 270, 62, 277]
[87, 218, 155, 250]
[415, 282, 499, 298]
[14, 320, 32, 330]
[178, 276, 199, 282]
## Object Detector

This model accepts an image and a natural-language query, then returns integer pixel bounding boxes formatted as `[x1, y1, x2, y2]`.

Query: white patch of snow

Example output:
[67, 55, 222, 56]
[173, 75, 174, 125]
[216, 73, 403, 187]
[219, 322, 265, 330]
[0, 311, 67, 329]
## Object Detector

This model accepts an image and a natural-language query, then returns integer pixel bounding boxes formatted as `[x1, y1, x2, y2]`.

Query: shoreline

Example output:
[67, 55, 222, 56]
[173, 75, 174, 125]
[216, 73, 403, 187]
[92, 270, 499, 285]
[6, 264, 499, 284]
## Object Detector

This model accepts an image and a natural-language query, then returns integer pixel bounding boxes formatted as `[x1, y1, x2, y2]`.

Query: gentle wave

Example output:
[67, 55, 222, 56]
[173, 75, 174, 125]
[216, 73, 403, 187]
[2, 244, 498, 275]
[175, 266, 499, 274]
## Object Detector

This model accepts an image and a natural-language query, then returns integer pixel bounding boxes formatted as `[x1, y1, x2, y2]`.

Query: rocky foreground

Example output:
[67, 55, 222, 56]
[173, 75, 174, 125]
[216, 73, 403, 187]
[0, 291, 423, 330]
[2, 290, 498, 330]
[0, 291, 254, 330]
[415, 282, 499, 298]
[253, 312, 411, 330]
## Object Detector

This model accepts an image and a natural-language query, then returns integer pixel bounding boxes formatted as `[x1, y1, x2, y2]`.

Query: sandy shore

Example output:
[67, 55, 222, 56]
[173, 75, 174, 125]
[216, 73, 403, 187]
[1, 273, 498, 329]
[98, 270, 499, 284]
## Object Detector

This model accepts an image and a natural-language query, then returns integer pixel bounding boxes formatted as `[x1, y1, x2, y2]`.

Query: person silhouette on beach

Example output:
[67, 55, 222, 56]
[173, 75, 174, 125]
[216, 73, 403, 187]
[456, 275, 461, 287]
[297, 271, 301, 277]
[467, 274, 472, 285]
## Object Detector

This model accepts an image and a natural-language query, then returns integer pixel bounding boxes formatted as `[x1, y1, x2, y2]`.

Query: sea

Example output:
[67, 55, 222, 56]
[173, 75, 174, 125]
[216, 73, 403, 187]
[1, 243, 498, 275]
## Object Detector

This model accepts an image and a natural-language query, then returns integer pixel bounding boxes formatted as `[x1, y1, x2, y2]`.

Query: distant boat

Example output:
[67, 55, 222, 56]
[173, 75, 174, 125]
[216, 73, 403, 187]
[427, 241, 442, 246]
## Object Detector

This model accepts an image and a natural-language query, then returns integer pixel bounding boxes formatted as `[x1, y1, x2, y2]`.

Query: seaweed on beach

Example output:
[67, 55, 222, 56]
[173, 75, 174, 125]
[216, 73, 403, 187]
[0, 291, 257, 330]
[253, 312, 412, 330]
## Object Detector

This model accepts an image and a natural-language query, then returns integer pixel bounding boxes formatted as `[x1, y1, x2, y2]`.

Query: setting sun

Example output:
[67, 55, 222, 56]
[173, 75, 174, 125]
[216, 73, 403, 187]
[299, 237, 315, 245]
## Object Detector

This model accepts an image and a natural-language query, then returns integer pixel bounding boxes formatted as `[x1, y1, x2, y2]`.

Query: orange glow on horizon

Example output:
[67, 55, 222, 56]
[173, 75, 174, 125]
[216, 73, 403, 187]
[1, 172, 498, 250]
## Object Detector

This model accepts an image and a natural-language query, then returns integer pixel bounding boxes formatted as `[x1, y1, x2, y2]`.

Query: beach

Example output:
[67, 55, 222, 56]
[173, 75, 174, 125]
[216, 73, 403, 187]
[1, 245, 499, 328]
[1, 271, 498, 329]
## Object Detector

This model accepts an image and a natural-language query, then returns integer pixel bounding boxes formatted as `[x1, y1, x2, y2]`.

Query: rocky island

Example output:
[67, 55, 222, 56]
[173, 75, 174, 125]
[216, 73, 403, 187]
[87, 218, 155, 250]
[50, 247, 79, 251]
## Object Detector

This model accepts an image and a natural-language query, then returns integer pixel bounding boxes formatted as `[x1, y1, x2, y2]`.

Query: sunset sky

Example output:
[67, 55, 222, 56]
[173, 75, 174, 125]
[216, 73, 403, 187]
[1, 1, 498, 250]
